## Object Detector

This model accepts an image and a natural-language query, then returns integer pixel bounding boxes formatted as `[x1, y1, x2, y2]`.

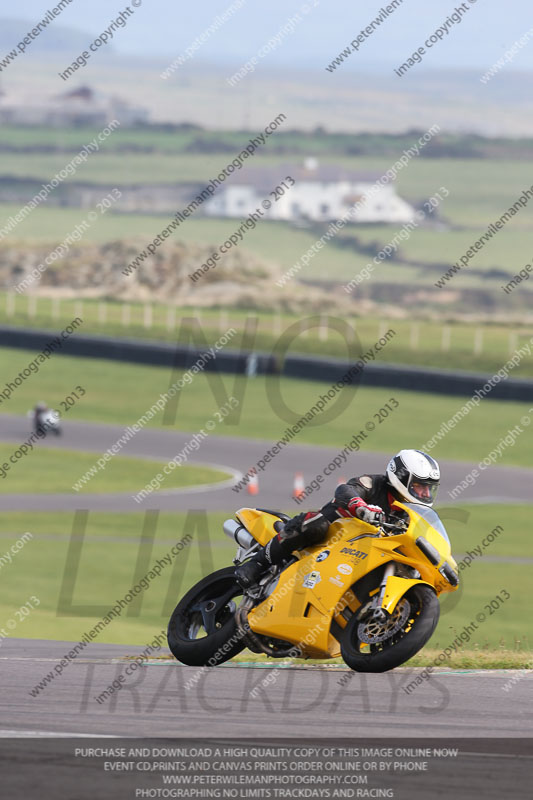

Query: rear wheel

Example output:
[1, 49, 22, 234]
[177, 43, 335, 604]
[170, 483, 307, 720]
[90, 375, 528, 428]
[341, 584, 439, 673]
[167, 567, 245, 666]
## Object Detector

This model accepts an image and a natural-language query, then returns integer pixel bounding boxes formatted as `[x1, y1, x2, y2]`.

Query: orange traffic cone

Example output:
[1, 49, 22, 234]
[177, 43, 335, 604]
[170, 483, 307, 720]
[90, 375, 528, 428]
[293, 472, 305, 500]
[247, 471, 259, 496]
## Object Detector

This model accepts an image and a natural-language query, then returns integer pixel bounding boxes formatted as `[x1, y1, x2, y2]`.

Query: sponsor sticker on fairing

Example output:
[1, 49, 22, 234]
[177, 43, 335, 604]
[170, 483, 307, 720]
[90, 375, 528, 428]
[303, 571, 321, 588]
[337, 563, 353, 575]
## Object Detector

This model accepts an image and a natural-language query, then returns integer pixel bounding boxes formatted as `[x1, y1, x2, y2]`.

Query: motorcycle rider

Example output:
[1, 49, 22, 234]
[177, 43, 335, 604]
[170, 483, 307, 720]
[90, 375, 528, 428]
[33, 401, 49, 434]
[235, 449, 440, 589]
[32, 401, 61, 436]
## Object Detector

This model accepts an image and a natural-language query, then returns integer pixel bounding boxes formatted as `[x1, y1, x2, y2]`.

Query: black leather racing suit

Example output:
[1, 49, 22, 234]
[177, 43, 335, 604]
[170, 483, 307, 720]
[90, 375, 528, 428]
[321, 474, 395, 523]
[268, 474, 395, 564]
[236, 474, 396, 588]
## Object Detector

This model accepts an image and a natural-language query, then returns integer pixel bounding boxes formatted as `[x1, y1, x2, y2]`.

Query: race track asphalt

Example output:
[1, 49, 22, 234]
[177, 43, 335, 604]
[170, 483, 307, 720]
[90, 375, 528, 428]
[1, 638, 531, 739]
[0, 414, 532, 512]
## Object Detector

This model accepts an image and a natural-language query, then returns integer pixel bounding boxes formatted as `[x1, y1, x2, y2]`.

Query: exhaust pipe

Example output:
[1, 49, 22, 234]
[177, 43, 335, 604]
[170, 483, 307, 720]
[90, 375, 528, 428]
[223, 519, 255, 549]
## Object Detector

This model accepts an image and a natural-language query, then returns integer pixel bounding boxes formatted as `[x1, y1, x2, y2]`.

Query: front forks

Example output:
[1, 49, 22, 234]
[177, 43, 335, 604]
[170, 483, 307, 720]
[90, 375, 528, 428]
[372, 562, 396, 622]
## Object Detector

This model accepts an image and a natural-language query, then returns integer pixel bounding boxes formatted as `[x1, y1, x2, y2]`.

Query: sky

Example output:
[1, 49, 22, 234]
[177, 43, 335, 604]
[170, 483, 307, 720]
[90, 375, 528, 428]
[4, 0, 533, 73]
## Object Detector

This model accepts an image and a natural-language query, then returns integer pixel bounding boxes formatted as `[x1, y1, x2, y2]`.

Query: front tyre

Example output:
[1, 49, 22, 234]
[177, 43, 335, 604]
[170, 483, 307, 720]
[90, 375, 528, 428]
[341, 584, 439, 673]
[167, 567, 245, 667]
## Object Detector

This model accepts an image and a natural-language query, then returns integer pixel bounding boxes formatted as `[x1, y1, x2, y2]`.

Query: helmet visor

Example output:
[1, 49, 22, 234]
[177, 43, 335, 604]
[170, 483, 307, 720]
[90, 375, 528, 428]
[408, 478, 439, 505]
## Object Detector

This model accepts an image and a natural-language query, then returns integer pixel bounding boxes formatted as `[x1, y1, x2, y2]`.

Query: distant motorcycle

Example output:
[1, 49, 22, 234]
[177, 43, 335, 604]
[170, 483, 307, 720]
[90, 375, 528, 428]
[29, 408, 62, 437]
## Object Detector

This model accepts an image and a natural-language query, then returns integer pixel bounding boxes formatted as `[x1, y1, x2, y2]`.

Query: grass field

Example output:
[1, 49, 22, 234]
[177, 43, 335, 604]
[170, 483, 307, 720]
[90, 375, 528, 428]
[1, 156, 532, 235]
[2, 298, 533, 376]
[0, 213, 530, 301]
[3, 205, 532, 290]
[0, 347, 532, 467]
[0, 126, 530, 674]
[2, 149, 533, 294]
[0, 207, 410, 284]
[0, 444, 228, 494]
[2, 127, 529, 159]
[345, 225, 533, 278]
[0, 505, 529, 657]
[1, 153, 532, 233]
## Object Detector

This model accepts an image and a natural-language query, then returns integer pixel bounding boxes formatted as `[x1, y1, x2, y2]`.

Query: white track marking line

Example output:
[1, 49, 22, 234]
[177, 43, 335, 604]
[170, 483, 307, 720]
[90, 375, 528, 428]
[145, 463, 243, 495]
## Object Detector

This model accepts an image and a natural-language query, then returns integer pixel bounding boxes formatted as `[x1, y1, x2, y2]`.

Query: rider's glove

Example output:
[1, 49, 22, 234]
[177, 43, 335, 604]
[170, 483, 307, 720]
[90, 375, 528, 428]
[347, 498, 385, 526]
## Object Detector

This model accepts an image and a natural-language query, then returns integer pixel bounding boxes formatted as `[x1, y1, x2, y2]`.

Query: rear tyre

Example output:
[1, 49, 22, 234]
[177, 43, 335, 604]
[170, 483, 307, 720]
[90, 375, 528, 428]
[167, 567, 245, 667]
[341, 584, 439, 673]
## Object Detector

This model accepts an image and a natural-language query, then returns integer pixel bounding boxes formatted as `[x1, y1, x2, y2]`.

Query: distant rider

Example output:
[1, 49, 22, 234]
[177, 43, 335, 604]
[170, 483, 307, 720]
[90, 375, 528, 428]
[33, 402, 50, 434]
[235, 449, 441, 589]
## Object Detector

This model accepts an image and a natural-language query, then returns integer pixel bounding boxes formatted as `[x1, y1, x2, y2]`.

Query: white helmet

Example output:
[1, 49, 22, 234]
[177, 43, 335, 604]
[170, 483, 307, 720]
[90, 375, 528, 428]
[386, 450, 440, 506]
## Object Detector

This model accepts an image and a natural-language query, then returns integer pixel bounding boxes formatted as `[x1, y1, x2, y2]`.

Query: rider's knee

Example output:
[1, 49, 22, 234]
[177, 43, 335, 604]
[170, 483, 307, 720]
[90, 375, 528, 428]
[301, 511, 329, 543]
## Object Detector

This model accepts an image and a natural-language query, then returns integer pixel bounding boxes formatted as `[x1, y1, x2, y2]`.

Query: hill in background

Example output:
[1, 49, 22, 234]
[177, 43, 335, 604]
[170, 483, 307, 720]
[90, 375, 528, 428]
[0, 18, 101, 56]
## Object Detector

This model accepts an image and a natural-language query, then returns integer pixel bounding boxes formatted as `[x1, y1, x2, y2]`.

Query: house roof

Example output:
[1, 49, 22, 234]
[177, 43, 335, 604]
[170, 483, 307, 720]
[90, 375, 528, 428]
[226, 163, 383, 191]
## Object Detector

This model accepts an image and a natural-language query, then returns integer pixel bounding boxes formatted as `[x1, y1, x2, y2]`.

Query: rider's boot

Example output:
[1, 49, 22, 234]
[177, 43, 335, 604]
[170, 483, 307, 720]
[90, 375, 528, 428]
[235, 529, 290, 589]
[234, 546, 271, 590]
[235, 512, 329, 590]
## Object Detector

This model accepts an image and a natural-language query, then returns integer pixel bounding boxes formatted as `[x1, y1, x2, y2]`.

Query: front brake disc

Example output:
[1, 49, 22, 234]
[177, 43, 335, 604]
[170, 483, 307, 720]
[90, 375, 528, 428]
[357, 598, 411, 644]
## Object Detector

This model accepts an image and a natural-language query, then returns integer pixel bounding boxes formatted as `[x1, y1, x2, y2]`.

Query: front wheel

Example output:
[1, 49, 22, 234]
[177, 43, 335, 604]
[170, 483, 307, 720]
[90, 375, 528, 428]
[167, 567, 246, 666]
[341, 584, 439, 673]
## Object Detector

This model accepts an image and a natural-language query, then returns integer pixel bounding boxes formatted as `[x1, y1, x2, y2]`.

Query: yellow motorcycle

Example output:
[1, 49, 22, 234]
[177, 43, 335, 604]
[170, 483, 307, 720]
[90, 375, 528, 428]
[167, 501, 459, 672]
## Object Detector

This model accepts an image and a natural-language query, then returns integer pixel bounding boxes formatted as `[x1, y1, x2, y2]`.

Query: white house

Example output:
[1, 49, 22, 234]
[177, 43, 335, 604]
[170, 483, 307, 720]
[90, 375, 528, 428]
[205, 159, 415, 224]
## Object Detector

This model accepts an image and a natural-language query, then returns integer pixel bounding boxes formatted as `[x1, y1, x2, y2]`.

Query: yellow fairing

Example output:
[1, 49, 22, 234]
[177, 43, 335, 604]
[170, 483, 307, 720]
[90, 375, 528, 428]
[235, 508, 282, 546]
[380, 576, 434, 615]
[241, 501, 457, 659]
[246, 517, 378, 659]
